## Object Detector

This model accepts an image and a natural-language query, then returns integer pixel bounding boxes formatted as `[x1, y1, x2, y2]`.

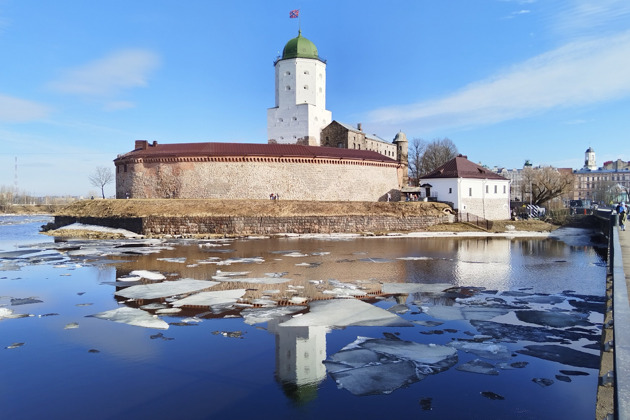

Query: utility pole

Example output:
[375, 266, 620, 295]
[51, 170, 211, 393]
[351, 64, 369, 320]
[14, 156, 18, 204]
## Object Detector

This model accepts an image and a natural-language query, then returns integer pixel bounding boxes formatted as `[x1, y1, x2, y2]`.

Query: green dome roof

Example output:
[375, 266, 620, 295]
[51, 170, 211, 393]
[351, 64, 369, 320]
[282, 30, 319, 60]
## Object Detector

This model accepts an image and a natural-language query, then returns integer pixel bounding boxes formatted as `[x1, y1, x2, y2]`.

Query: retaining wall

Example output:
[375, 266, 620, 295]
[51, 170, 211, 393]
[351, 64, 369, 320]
[53, 214, 454, 236]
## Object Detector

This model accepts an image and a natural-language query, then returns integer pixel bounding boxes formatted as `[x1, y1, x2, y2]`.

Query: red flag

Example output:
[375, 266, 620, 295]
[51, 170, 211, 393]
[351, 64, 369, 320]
[289, 9, 299, 18]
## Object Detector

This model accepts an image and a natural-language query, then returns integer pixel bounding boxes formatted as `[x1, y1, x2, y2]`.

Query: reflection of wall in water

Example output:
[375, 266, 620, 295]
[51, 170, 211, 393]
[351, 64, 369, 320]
[268, 318, 327, 389]
[454, 238, 511, 289]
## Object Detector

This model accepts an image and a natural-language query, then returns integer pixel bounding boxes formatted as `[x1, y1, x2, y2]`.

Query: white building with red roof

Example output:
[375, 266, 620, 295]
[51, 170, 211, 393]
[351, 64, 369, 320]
[421, 155, 510, 220]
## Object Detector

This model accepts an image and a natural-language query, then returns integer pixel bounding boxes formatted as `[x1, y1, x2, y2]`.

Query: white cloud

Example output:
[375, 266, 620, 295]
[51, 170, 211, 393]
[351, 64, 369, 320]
[504, 9, 531, 19]
[367, 31, 630, 132]
[0, 94, 51, 122]
[48, 49, 160, 99]
[553, 0, 630, 36]
[103, 100, 136, 111]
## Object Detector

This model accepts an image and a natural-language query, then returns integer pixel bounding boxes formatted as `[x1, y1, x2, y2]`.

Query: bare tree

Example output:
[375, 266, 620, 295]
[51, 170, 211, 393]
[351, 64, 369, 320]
[591, 180, 622, 206]
[89, 167, 114, 199]
[407, 138, 427, 186]
[419, 138, 458, 176]
[520, 166, 574, 206]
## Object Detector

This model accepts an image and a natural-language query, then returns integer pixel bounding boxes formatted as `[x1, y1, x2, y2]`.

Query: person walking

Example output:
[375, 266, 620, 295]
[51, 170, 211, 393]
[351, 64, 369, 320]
[617, 202, 627, 231]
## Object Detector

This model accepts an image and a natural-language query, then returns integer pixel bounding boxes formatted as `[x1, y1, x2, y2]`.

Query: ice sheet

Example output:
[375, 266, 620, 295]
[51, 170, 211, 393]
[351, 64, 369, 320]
[324, 336, 458, 395]
[382, 283, 453, 294]
[88, 307, 169, 329]
[129, 270, 166, 281]
[279, 299, 414, 328]
[172, 289, 246, 307]
[115, 279, 219, 299]
[447, 340, 513, 360]
[241, 306, 306, 325]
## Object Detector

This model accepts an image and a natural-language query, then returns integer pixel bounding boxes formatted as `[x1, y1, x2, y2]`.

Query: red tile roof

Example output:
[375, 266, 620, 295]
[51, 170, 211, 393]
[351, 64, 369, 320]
[422, 155, 507, 180]
[116, 141, 397, 163]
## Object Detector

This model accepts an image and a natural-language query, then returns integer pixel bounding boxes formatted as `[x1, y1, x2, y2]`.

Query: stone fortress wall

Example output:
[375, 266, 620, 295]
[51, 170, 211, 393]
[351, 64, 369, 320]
[116, 155, 403, 202]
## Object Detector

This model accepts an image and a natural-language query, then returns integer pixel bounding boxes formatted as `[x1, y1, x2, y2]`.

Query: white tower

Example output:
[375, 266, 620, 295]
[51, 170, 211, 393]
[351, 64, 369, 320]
[267, 31, 332, 146]
[584, 147, 597, 170]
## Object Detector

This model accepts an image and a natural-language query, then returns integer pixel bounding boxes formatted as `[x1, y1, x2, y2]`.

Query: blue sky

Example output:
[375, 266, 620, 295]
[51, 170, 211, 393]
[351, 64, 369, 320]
[1, 0, 629, 197]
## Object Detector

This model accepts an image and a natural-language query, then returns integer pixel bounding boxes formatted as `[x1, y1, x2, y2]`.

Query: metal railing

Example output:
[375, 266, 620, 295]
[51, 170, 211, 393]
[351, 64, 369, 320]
[457, 212, 493, 230]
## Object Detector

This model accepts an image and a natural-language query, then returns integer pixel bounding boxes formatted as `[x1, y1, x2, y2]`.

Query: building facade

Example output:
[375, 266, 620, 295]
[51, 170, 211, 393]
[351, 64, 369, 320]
[321, 121, 397, 158]
[422, 155, 510, 220]
[573, 147, 630, 204]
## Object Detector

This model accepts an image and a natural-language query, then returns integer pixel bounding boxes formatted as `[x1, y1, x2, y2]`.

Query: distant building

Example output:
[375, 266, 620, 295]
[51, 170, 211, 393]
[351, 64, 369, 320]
[421, 155, 510, 220]
[573, 147, 630, 204]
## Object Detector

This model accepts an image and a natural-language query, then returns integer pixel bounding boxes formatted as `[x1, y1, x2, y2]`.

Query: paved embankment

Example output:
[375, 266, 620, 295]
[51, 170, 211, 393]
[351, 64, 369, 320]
[612, 228, 630, 419]
[597, 218, 630, 420]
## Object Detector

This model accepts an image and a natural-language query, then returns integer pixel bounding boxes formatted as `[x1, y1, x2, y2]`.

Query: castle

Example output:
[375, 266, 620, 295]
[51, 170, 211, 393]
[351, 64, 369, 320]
[115, 31, 409, 201]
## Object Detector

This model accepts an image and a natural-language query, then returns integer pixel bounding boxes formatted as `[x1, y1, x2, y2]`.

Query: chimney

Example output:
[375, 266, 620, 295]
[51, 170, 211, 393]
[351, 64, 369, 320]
[135, 140, 148, 150]
[357, 123, 362, 131]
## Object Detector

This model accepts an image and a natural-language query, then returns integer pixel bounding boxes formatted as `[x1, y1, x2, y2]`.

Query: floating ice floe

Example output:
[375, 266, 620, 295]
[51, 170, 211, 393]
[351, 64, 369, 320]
[214, 277, 290, 285]
[396, 256, 433, 261]
[282, 252, 309, 258]
[241, 306, 306, 325]
[470, 320, 599, 344]
[456, 359, 499, 375]
[5, 342, 25, 349]
[172, 289, 246, 307]
[321, 280, 367, 298]
[250, 298, 278, 307]
[141, 303, 169, 310]
[514, 310, 592, 328]
[358, 257, 392, 263]
[200, 257, 265, 266]
[88, 307, 169, 329]
[0, 249, 42, 259]
[421, 304, 509, 321]
[212, 270, 251, 279]
[279, 299, 413, 328]
[516, 344, 600, 369]
[10, 297, 43, 306]
[295, 262, 316, 267]
[128, 270, 166, 281]
[117, 274, 142, 282]
[156, 308, 182, 314]
[0, 307, 31, 320]
[156, 257, 187, 263]
[265, 272, 288, 278]
[324, 336, 458, 395]
[382, 283, 453, 295]
[115, 279, 219, 300]
[447, 340, 513, 360]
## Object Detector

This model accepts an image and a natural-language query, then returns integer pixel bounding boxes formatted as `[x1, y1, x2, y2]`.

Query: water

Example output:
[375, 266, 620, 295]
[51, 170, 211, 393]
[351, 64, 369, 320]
[0, 216, 606, 419]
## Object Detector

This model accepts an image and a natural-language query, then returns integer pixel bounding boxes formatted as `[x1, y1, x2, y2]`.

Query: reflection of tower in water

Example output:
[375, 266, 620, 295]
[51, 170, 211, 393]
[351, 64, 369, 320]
[454, 238, 511, 289]
[268, 317, 328, 403]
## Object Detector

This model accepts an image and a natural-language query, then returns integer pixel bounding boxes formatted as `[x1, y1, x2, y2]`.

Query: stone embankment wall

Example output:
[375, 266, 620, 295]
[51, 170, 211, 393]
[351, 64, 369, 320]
[52, 214, 454, 236]
[143, 214, 453, 235]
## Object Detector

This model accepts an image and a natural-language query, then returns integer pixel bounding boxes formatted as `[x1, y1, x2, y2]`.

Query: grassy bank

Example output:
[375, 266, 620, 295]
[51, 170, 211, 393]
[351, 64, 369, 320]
[52, 198, 455, 218]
